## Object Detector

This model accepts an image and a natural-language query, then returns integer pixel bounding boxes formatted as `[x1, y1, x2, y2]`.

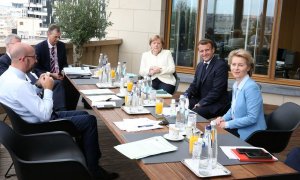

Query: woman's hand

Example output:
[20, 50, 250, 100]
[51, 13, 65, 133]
[215, 116, 224, 125]
[149, 66, 161, 75]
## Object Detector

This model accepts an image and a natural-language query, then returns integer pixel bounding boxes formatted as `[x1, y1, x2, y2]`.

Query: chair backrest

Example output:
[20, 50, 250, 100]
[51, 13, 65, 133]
[284, 51, 295, 68]
[1, 103, 36, 134]
[267, 102, 300, 130]
[0, 121, 19, 155]
[173, 71, 180, 94]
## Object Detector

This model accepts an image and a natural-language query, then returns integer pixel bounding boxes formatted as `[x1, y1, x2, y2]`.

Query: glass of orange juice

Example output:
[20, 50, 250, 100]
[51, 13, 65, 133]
[127, 80, 133, 92]
[189, 134, 199, 154]
[155, 98, 164, 115]
[111, 68, 116, 79]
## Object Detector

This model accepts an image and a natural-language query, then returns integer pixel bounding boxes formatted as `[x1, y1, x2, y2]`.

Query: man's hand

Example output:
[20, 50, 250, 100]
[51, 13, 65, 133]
[50, 72, 64, 80]
[40, 74, 54, 90]
[193, 103, 200, 110]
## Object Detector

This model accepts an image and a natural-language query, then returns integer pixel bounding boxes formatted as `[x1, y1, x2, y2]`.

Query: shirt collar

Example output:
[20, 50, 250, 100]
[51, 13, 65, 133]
[233, 74, 250, 91]
[6, 52, 11, 59]
[9, 66, 26, 80]
[203, 55, 214, 65]
[47, 40, 56, 49]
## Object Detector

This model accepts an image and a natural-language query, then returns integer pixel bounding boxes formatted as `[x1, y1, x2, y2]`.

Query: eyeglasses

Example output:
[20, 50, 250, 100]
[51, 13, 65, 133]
[25, 55, 37, 59]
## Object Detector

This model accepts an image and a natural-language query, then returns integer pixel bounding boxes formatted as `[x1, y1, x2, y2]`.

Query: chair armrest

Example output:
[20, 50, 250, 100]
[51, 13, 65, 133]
[33, 119, 81, 137]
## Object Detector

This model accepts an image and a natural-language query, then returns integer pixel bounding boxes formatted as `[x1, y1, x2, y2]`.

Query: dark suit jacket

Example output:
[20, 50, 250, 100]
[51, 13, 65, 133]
[0, 53, 11, 76]
[185, 56, 229, 115]
[35, 40, 68, 77]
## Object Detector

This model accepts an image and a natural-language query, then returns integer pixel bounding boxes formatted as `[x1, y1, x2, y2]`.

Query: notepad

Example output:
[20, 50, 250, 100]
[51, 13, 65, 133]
[80, 89, 114, 95]
[63, 67, 92, 75]
[114, 136, 177, 159]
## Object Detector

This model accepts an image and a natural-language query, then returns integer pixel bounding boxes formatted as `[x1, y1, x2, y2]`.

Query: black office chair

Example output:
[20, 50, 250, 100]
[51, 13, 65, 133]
[245, 102, 300, 153]
[1, 103, 82, 178]
[0, 104, 8, 122]
[0, 121, 93, 180]
[173, 72, 180, 94]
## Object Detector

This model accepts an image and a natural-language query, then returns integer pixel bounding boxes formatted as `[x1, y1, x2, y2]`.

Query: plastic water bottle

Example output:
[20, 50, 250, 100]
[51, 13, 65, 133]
[98, 53, 103, 68]
[199, 125, 211, 169]
[210, 120, 218, 169]
[106, 63, 112, 85]
[175, 106, 185, 132]
[179, 95, 187, 124]
[170, 99, 176, 116]
[122, 62, 127, 78]
[116, 62, 122, 82]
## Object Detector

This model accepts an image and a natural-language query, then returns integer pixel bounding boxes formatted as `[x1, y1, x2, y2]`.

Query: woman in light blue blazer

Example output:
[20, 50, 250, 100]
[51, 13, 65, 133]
[215, 49, 266, 140]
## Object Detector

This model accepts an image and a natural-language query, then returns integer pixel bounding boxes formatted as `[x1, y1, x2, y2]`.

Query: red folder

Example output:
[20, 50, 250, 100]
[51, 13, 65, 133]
[231, 149, 277, 162]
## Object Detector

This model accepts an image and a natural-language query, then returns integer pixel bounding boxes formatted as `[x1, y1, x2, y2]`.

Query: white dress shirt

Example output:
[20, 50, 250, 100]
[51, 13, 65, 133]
[0, 66, 53, 123]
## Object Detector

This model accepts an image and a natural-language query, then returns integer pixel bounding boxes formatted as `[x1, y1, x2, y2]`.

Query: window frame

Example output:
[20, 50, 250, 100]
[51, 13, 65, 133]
[165, 0, 300, 86]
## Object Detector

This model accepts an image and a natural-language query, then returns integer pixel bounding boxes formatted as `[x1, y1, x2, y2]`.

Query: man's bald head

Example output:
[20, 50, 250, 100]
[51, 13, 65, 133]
[10, 42, 36, 73]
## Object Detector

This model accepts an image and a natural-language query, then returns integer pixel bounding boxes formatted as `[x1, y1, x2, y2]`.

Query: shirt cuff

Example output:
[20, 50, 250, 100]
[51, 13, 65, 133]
[225, 122, 229, 128]
[43, 89, 53, 99]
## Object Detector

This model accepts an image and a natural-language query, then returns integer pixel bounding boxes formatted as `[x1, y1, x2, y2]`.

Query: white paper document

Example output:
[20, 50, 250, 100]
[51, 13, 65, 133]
[113, 118, 163, 132]
[80, 89, 114, 95]
[114, 136, 177, 159]
[63, 67, 92, 75]
[92, 101, 116, 108]
[88, 95, 121, 103]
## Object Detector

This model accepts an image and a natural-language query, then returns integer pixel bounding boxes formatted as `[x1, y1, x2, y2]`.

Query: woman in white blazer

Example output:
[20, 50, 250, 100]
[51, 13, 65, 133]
[139, 35, 176, 94]
[215, 49, 266, 140]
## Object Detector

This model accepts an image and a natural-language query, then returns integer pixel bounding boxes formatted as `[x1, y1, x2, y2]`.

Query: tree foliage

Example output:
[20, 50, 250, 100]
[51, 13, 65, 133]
[54, 0, 112, 47]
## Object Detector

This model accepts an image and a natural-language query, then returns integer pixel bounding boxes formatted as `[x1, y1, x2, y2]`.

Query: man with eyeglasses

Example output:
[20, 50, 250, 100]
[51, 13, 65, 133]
[0, 42, 119, 180]
[35, 24, 67, 111]
[184, 39, 229, 119]
[0, 34, 66, 111]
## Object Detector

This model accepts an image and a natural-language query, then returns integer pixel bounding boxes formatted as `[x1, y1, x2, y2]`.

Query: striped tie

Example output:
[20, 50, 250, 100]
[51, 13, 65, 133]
[50, 47, 56, 73]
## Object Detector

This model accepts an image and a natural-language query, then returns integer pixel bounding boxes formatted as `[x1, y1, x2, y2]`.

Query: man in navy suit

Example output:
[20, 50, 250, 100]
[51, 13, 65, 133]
[35, 24, 67, 111]
[0, 34, 21, 76]
[184, 39, 229, 119]
[0, 34, 66, 111]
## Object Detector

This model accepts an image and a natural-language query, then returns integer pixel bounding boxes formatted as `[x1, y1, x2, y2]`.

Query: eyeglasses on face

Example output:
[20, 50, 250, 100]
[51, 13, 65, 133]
[25, 55, 37, 59]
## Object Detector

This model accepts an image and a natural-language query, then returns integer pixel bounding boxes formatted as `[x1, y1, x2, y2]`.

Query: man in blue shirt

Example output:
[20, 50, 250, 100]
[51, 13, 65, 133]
[0, 42, 118, 180]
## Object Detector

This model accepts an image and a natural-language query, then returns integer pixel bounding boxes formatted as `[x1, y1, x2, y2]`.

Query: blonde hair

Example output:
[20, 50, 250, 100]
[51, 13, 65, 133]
[228, 49, 254, 76]
[149, 35, 164, 46]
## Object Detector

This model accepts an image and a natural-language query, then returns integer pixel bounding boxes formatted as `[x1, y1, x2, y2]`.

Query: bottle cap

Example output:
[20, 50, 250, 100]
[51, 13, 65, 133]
[205, 125, 211, 130]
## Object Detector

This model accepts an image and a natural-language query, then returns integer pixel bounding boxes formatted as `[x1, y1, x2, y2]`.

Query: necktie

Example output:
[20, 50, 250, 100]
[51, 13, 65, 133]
[201, 63, 208, 81]
[50, 47, 56, 73]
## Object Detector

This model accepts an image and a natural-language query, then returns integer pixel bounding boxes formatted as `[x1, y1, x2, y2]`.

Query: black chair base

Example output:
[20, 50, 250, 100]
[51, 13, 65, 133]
[4, 162, 16, 178]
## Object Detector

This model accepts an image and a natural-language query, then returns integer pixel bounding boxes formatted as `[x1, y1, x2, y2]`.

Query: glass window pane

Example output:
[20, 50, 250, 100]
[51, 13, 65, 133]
[275, 0, 300, 80]
[205, 0, 275, 75]
[169, 0, 199, 67]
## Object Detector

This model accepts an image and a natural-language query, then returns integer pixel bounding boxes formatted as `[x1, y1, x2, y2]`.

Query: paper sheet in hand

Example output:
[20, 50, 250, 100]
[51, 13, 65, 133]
[114, 136, 177, 159]
[63, 67, 92, 75]
[80, 89, 114, 95]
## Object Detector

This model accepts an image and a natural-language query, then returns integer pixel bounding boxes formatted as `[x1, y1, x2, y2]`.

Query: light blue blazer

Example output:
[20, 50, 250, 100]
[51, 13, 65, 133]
[223, 78, 266, 140]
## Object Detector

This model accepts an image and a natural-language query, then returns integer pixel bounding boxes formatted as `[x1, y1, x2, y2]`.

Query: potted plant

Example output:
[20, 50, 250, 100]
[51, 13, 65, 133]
[54, 0, 112, 66]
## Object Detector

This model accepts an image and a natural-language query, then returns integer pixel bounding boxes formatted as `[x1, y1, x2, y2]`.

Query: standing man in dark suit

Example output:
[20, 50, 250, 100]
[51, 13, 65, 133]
[35, 24, 67, 111]
[184, 39, 229, 119]
[0, 34, 21, 75]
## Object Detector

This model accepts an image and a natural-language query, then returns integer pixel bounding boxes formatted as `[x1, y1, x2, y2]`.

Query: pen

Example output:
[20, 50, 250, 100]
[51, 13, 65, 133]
[106, 98, 112, 101]
[138, 125, 154, 128]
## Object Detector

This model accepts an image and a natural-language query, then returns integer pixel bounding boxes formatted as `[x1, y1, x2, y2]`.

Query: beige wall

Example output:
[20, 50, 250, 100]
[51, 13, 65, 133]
[106, 0, 166, 73]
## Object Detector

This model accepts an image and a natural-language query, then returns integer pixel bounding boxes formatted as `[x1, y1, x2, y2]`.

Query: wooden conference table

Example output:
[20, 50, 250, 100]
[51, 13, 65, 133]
[66, 77, 297, 179]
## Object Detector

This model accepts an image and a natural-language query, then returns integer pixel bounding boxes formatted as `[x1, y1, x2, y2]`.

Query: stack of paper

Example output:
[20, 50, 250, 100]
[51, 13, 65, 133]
[113, 118, 163, 132]
[80, 89, 114, 95]
[114, 136, 177, 159]
[63, 67, 92, 75]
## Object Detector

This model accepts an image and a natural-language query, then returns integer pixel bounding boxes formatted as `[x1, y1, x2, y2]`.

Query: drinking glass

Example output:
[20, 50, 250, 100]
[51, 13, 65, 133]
[127, 79, 133, 92]
[155, 98, 164, 115]
[187, 112, 197, 131]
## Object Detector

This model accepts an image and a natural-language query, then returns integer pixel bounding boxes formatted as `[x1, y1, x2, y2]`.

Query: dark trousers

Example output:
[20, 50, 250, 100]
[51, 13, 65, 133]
[52, 80, 66, 111]
[188, 98, 215, 119]
[152, 78, 175, 94]
[51, 110, 101, 174]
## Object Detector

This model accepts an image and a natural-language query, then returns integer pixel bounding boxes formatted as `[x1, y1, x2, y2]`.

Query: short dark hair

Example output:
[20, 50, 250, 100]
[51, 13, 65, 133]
[48, 24, 61, 33]
[197, 39, 215, 49]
